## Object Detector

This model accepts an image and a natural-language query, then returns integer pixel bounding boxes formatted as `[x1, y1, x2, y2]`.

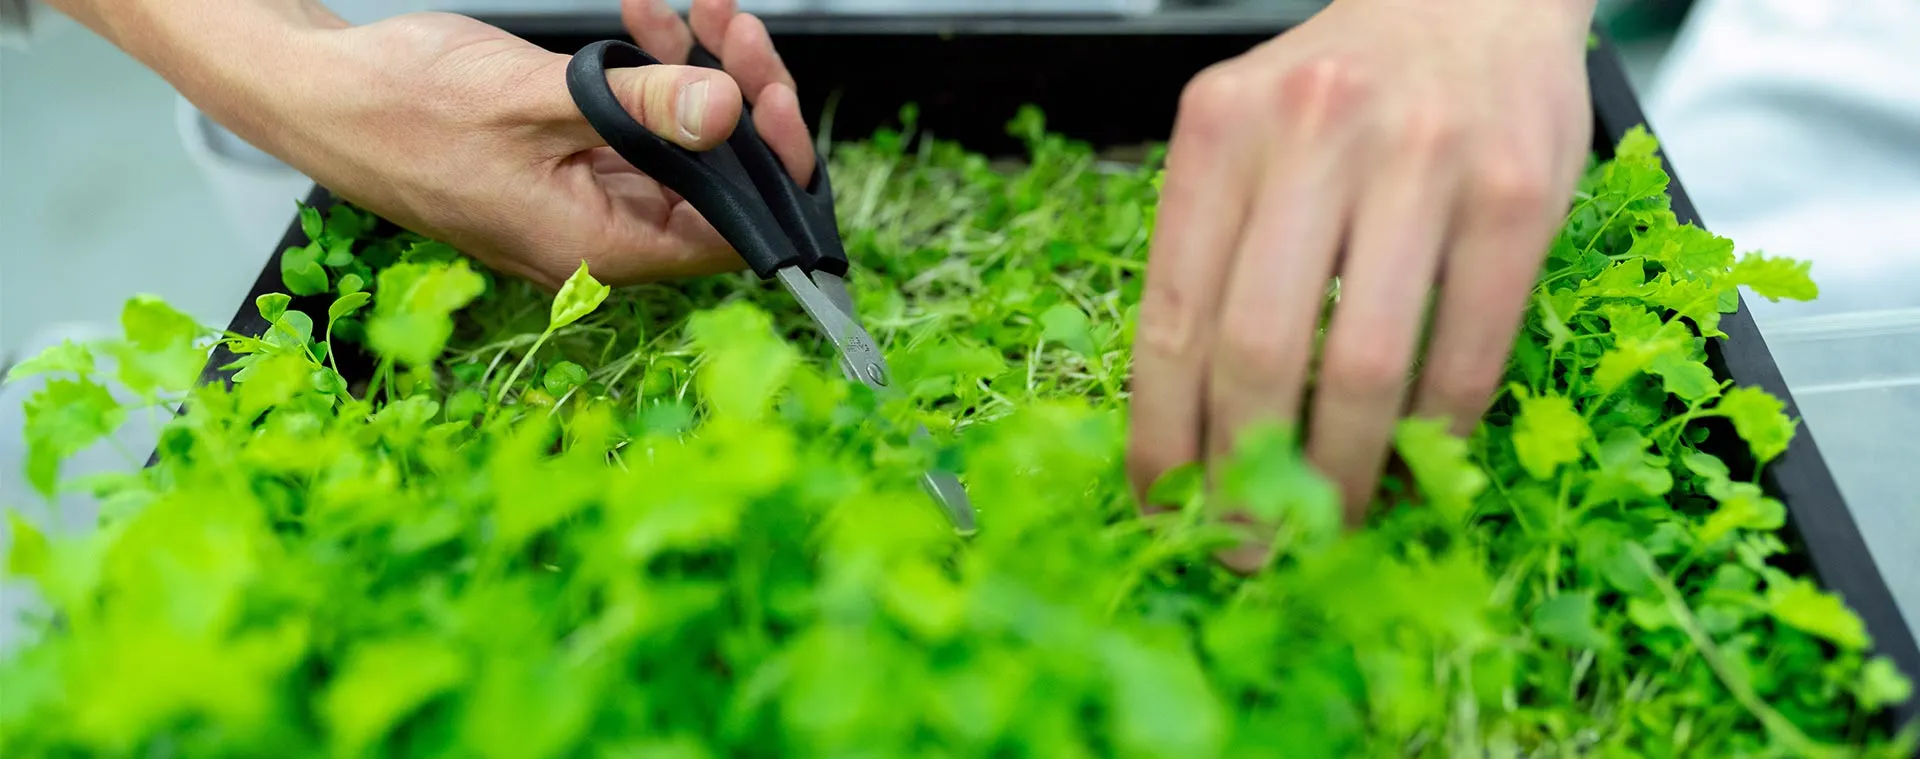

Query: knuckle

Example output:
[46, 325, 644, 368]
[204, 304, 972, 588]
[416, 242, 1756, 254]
[1135, 281, 1203, 361]
[1176, 63, 1254, 144]
[1428, 357, 1504, 421]
[1323, 337, 1407, 398]
[1213, 309, 1306, 386]
[1472, 157, 1554, 210]
[1273, 56, 1367, 129]
[1394, 99, 1464, 158]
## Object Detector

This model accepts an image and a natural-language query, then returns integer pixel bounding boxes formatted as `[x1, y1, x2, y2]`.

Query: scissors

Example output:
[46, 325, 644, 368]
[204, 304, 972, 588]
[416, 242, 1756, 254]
[566, 39, 979, 536]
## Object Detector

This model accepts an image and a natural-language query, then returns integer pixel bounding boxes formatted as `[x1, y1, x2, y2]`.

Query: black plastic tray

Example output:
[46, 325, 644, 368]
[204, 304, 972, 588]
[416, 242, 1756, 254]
[176, 13, 1918, 730]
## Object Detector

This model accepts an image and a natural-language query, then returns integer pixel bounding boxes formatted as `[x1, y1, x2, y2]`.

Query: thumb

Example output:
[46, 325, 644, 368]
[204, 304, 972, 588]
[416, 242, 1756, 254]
[536, 58, 743, 154]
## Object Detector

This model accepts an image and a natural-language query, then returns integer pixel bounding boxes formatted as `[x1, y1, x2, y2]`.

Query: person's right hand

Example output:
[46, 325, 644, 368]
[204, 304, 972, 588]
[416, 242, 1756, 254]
[82, 0, 815, 291]
[1126, 0, 1598, 569]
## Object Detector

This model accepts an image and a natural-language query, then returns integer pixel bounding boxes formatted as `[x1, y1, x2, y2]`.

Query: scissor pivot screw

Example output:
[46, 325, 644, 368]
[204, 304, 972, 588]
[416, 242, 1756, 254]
[865, 363, 889, 387]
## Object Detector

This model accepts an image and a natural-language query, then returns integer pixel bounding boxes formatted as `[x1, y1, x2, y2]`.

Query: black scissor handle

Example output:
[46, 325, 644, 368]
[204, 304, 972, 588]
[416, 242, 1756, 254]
[684, 43, 850, 278]
[565, 39, 799, 278]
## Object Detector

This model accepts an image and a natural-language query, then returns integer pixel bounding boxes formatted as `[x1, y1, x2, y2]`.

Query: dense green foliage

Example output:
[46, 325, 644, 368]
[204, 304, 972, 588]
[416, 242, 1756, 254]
[2, 107, 1914, 757]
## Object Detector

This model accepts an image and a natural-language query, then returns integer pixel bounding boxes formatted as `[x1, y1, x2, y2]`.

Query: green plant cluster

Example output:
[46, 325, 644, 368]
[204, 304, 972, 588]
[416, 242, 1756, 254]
[1, 107, 1913, 758]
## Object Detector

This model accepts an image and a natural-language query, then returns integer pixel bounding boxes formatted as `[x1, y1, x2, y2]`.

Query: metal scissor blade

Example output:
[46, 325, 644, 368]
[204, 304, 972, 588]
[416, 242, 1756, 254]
[773, 266, 980, 534]
[809, 271, 859, 327]
[775, 268, 888, 389]
[807, 271, 863, 380]
[915, 429, 978, 536]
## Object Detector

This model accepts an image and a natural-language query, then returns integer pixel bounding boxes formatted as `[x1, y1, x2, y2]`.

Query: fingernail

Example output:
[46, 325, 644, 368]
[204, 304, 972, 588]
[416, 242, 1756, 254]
[652, 0, 678, 18]
[677, 79, 708, 142]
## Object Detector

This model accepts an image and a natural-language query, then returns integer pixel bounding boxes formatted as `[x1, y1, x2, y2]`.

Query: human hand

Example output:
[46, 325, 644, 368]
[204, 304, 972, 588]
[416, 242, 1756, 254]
[187, 0, 814, 290]
[1127, 0, 1597, 568]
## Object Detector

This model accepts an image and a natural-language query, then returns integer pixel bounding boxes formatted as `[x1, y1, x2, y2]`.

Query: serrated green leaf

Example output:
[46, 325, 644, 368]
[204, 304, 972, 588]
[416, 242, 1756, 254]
[1730, 251, 1819, 302]
[1393, 417, 1487, 520]
[23, 377, 125, 496]
[1769, 580, 1869, 650]
[5, 340, 94, 381]
[1716, 386, 1796, 463]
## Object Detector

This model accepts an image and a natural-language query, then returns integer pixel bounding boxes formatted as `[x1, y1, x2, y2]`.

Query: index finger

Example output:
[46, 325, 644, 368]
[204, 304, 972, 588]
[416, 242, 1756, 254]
[692, 0, 800, 103]
[1127, 66, 1260, 506]
[623, 0, 694, 65]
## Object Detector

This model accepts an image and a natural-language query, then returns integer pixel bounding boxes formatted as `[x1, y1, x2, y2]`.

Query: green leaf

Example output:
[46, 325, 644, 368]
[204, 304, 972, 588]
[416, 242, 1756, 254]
[543, 361, 589, 397]
[262, 312, 314, 351]
[323, 237, 356, 268]
[326, 204, 368, 241]
[1715, 386, 1796, 463]
[338, 272, 367, 295]
[5, 511, 49, 578]
[1038, 303, 1097, 358]
[1216, 423, 1340, 549]
[446, 389, 486, 422]
[1392, 417, 1488, 521]
[1730, 251, 1818, 302]
[1856, 656, 1914, 711]
[688, 302, 797, 421]
[1532, 591, 1610, 650]
[329, 292, 372, 325]
[235, 352, 313, 418]
[5, 339, 94, 381]
[321, 637, 468, 756]
[368, 261, 486, 366]
[300, 203, 324, 241]
[1100, 635, 1226, 759]
[311, 366, 347, 396]
[1615, 125, 1660, 160]
[123, 294, 202, 351]
[111, 296, 208, 395]
[256, 293, 292, 324]
[1663, 224, 1737, 281]
[1511, 389, 1589, 480]
[1769, 579, 1870, 650]
[1697, 480, 1786, 545]
[459, 657, 596, 759]
[549, 261, 611, 331]
[23, 377, 126, 496]
[1647, 350, 1720, 403]
[1586, 427, 1673, 502]
[284, 258, 329, 296]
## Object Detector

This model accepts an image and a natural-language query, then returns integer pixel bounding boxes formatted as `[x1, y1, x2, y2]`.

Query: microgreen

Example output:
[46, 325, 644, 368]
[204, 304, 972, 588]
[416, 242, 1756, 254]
[1, 109, 1913, 758]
